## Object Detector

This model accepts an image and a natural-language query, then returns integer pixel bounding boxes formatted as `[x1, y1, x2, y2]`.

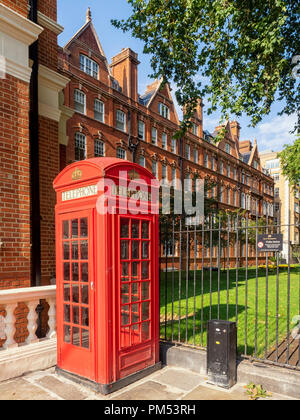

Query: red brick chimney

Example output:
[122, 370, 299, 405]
[111, 48, 140, 103]
[230, 121, 241, 142]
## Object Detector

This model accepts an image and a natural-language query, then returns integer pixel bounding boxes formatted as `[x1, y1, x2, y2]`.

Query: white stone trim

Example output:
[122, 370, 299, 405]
[3, 57, 32, 84]
[37, 11, 64, 35]
[0, 3, 43, 44]
[39, 65, 70, 92]
[59, 105, 75, 145]
[0, 285, 56, 305]
[0, 3, 43, 83]
[38, 65, 70, 122]
[0, 339, 57, 382]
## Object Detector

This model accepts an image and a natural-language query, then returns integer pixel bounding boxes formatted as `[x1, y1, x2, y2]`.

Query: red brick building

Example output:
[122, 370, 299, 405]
[0, 3, 275, 298]
[58, 10, 274, 222]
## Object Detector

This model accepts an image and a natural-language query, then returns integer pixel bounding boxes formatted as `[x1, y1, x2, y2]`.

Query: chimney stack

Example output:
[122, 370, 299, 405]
[111, 48, 140, 103]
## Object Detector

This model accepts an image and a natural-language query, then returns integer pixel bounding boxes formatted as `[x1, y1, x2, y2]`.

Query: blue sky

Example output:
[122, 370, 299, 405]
[58, 0, 297, 153]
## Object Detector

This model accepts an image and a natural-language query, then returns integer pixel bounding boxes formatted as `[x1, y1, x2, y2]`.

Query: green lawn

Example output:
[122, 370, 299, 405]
[159, 266, 300, 357]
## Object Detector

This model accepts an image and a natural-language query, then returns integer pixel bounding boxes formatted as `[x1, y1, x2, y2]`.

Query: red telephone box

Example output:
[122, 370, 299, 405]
[53, 158, 161, 394]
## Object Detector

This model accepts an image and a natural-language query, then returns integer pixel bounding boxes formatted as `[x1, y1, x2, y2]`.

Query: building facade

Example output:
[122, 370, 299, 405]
[260, 150, 300, 262]
[0, 0, 72, 292]
[0, 2, 276, 305]
[58, 11, 275, 237]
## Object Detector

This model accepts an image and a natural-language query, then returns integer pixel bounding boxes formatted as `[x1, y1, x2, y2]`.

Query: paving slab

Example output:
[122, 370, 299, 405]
[154, 368, 203, 391]
[0, 378, 58, 400]
[182, 384, 249, 400]
[36, 375, 87, 400]
[112, 380, 183, 400]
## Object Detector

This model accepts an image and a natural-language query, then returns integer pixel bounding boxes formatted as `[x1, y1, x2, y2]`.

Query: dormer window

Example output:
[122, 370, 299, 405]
[159, 103, 170, 119]
[80, 54, 99, 79]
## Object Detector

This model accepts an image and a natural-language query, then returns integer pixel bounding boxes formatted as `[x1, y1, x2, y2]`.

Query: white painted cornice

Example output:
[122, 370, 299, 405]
[4, 57, 32, 84]
[39, 64, 70, 91]
[38, 65, 70, 122]
[0, 3, 43, 45]
[37, 11, 64, 36]
[0, 4, 43, 83]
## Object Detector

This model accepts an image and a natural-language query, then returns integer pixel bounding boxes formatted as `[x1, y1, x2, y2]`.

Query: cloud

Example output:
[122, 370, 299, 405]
[256, 114, 298, 152]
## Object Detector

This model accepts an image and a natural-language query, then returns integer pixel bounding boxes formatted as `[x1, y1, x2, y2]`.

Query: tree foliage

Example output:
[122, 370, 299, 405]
[112, 0, 300, 134]
[278, 136, 300, 185]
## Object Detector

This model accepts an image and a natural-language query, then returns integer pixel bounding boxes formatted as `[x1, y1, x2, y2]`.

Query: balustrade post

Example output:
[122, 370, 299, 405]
[3, 303, 17, 349]
[47, 298, 57, 339]
[26, 300, 39, 344]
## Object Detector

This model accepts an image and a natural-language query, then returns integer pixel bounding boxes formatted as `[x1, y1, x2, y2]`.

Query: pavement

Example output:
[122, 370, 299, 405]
[0, 366, 296, 401]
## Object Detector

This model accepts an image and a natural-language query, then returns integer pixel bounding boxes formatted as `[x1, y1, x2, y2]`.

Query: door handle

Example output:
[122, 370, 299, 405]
[91, 282, 94, 291]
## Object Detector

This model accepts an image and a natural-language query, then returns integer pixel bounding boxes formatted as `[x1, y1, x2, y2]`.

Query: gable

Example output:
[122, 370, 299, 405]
[145, 79, 180, 124]
[64, 19, 111, 75]
[76, 24, 102, 55]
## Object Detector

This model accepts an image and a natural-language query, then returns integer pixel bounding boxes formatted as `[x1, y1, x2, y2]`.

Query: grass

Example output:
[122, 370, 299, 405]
[159, 266, 300, 357]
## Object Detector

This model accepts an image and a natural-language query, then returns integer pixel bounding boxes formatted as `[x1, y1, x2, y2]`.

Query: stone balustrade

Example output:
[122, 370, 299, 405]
[0, 285, 56, 350]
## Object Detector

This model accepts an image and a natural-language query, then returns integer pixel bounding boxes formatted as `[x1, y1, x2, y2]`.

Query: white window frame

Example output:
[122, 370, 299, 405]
[139, 156, 145, 168]
[94, 139, 105, 157]
[94, 99, 104, 123]
[265, 159, 280, 169]
[74, 89, 86, 114]
[159, 102, 170, 119]
[151, 127, 158, 145]
[193, 123, 198, 136]
[227, 165, 230, 178]
[152, 160, 158, 178]
[219, 161, 224, 174]
[204, 153, 208, 168]
[193, 148, 198, 163]
[138, 120, 145, 140]
[211, 156, 215, 171]
[171, 167, 176, 188]
[117, 147, 126, 160]
[185, 144, 190, 160]
[116, 110, 126, 132]
[225, 143, 231, 154]
[162, 132, 167, 150]
[171, 138, 177, 154]
[75, 132, 86, 161]
[162, 164, 168, 184]
[80, 54, 99, 79]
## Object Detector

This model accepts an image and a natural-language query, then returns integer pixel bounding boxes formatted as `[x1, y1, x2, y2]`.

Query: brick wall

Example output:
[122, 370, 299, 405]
[0, 74, 31, 290]
[38, 0, 57, 21]
[39, 116, 59, 286]
[1, 0, 28, 17]
[38, 28, 58, 72]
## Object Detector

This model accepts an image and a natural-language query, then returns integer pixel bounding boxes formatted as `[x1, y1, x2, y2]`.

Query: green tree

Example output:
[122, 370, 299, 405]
[278, 136, 300, 186]
[113, 0, 299, 136]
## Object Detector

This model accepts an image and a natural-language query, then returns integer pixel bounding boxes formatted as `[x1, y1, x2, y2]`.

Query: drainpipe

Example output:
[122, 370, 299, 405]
[128, 110, 139, 163]
[28, 0, 41, 287]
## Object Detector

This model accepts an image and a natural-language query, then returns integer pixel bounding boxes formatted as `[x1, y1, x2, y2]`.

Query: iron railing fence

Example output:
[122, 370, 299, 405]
[159, 214, 300, 370]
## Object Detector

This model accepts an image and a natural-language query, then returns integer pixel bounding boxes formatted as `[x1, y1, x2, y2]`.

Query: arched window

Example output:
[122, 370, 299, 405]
[80, 54, 99, 79]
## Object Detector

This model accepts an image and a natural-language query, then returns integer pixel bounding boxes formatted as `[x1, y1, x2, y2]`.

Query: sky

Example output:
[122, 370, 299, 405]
[58, 0, 298, 153]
